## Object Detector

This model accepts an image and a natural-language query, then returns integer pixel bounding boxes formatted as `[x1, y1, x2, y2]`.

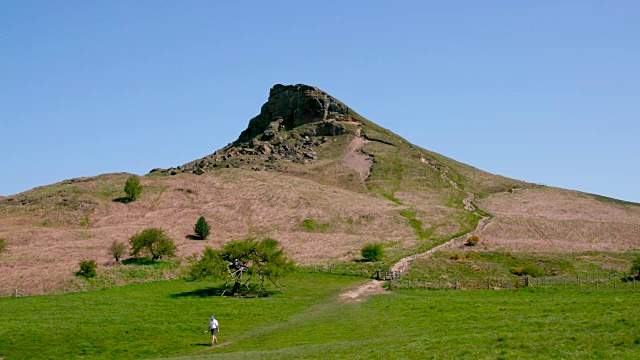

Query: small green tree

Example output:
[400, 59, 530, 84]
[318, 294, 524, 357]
[124, 175, 143, 202]
[186, 237, 294, 296]
[108, 240, 127, 262]
[129, 228, 177, 261]
[361, 243, 384, 262]
[194, 216, 211, 240]
[77, 260, 97, 278]
[631, 255, 640, 280]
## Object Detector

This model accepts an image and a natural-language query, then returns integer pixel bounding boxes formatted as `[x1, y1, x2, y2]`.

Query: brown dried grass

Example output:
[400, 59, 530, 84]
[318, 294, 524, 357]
[0, 169, 420, 294]
[477, 187, 640, 252]
[3, 164, 639, 295]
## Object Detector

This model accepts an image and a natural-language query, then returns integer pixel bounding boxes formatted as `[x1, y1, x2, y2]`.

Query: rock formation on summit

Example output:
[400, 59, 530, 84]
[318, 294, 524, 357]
[155, 84, 362, 176]
[237, 84, 351, 142]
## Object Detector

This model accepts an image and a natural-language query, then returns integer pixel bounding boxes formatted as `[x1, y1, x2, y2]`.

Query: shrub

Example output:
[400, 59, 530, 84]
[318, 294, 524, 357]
[108, 240, 127, 262]
[450, 253, 465, 260]
[465, 235, 480, 246]
[124, 175, 143, 202]
[361, 243, 384, 262]
[512, 265, 545, 277]
[77, 260, 97, 278]
[631, 255, 640, 280]
[522, 264, 545, 277]
[193, 216, 211, 240]
[0, 238, 5, 254]
[129, 228, 177, 261]
[465, 253, 480, 260]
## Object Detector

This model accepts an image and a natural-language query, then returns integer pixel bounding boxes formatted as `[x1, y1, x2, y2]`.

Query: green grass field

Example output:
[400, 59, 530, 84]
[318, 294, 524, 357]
[2, 272, 640, 359]
[406, 250, 639, 283]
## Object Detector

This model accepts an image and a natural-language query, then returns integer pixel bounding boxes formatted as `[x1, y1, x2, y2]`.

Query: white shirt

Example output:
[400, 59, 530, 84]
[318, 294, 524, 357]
[209, 319, 219, 329]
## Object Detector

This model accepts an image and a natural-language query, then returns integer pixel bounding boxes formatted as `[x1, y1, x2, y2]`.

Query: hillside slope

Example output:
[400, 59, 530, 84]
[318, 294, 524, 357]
[1, 84, 639, 295]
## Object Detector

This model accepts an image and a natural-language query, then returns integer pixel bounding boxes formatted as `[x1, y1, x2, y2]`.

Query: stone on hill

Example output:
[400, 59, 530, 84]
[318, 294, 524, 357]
[238, 84, 350, 142]
[150, 84, 354, 176]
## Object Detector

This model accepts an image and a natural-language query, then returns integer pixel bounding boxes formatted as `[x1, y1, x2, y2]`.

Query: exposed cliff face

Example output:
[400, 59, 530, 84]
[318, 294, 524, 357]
[237, 84, 350, 142]
[153, 84, 359, 176]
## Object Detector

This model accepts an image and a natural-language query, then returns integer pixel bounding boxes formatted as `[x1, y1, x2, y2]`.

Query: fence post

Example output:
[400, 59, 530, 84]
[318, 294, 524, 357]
[376, 268, 380, 280]
[596, 280, 598, 291]
[487, 277, 490, 289]
[454, 279, 458, 290]
[345, 265, 348, 275]
[563, 278, 566, 290]
[614, 282, 617, 291]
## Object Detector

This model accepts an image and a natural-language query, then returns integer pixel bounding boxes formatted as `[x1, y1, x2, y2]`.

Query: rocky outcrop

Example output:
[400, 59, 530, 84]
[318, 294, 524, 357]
[152, 84, 358, 176]
[238, 84, 350, 142]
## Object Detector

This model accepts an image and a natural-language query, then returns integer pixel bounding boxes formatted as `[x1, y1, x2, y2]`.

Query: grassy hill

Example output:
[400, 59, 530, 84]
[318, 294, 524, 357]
[1, 84, 639, 296]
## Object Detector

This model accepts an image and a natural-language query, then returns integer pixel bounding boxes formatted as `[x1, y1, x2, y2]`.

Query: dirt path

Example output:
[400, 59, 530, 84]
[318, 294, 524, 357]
[338, 144, 493, 300]
[338, 279, 386, 302]
[342, 136, 373, 180]
[390, 157, 493, 274]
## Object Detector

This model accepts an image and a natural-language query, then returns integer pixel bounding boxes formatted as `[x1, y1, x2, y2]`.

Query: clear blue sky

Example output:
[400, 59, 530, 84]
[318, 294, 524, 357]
[1, 1, 639, 202]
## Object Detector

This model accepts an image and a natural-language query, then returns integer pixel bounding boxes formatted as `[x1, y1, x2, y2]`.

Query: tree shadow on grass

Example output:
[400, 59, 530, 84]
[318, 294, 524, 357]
[122, 257, 156, 265]
[185, 234, 204, 240]
[355, 259, 374, 263]
[172, 284, 279, 298]
[113, 197, 133, 204]
[171, 284, 228, 298]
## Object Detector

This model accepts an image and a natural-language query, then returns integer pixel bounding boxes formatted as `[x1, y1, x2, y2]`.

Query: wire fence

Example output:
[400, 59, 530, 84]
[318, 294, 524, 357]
[389, 274, 640, 291]
[297, 264, 381, 278]
[8, 266, 638, 298]
[5, 272, 178, 298]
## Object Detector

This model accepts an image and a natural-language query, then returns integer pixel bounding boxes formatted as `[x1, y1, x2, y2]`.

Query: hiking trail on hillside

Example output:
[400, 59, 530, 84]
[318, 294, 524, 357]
[341, 136, 372, 181]
[340, 154, 493, 300]
[390, 157, 491, 274]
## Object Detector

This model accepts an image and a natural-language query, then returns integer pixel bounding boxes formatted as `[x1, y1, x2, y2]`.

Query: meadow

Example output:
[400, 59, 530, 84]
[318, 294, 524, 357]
[2, 271, 640, 359]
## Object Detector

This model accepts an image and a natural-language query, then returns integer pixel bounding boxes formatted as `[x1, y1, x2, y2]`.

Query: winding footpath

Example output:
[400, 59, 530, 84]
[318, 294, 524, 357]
[391, 157, 491, 274]
[341, 153, 493, 300]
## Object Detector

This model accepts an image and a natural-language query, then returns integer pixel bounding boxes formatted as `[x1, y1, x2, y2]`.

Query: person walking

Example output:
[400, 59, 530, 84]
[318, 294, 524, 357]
[209, 315, 219, 345]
